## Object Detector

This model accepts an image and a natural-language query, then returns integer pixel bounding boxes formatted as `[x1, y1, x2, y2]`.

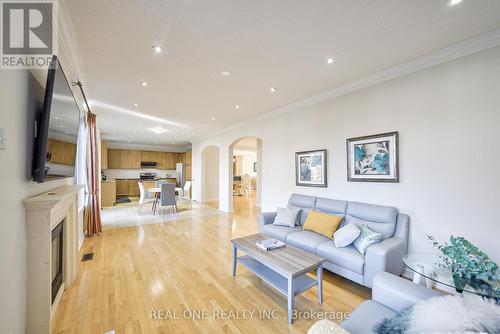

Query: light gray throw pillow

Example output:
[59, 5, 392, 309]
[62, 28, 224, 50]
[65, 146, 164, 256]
[273, 207, 301, 227]
[334, 223, 361, 248]
[353, 224, 383, 255]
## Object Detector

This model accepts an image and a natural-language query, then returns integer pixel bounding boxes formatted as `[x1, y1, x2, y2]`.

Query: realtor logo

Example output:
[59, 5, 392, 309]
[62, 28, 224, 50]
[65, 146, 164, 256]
[1, 0, 57, 69]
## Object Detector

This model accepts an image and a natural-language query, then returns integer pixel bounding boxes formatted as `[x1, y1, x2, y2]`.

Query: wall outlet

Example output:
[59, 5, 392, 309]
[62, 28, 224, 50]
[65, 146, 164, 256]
[0, 128, 5, 150]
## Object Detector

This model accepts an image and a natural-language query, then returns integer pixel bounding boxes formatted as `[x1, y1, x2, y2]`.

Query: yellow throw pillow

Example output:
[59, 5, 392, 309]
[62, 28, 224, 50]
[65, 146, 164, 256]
[303, 211, 343, 240]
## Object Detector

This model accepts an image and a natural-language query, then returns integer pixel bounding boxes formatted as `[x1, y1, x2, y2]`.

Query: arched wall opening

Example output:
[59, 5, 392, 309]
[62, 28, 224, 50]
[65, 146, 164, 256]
[228, 137, 262, 213]
[200, 145, 220, 208]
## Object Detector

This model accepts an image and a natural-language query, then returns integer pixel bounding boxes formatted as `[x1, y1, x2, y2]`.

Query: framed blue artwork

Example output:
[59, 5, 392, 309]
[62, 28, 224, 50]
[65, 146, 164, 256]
[295, 149, 327, 187]
[347, 132, 399, 182]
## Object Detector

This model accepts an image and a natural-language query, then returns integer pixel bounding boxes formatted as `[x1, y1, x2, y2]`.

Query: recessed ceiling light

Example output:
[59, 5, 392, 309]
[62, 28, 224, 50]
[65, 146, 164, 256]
[54, 116, 59, 120]
[139, 120, 143, 125]
[133, 103, 139, 107]
[221, 71, 231, 76]
[65, 131, 69, 135]
[327, 57, 334, 64]
[269, 87, 277, 92]
[235, 105, 240, 109]
[448, 0, 463, 6]
[59, 125, 64, 128]
[152, 46, 162, 54]
[150, 126, 167, 134]
[210, 117, 216, 121]
[134, 129, 137, 133]
[141, 81, 148, 87]
[113, 122, 118, 127]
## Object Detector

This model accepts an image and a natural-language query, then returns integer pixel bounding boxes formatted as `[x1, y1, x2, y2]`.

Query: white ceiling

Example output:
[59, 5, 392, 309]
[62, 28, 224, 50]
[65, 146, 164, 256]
[65, 0, 500, 147]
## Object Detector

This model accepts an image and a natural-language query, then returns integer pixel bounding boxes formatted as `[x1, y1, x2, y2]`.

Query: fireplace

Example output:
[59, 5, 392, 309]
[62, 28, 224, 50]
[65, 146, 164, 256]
[51, 221, 63, 304]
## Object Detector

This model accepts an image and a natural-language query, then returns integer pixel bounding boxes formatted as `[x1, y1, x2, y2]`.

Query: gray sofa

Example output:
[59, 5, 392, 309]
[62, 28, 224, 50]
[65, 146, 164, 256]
[341, 272, 442, 333]
[258, 194, 409, 287]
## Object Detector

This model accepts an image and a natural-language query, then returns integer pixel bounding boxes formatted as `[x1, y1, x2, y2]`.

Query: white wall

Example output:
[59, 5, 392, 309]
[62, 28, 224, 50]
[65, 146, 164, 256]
[201, 146, 220, 202]
[193, 45, 500, 263]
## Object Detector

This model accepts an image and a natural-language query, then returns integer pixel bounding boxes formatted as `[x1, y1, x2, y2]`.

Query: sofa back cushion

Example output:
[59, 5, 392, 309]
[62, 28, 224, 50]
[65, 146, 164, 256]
[345, 201, 398, 239]
[287, 194, 316, 225]
[315, 197, 348, 217]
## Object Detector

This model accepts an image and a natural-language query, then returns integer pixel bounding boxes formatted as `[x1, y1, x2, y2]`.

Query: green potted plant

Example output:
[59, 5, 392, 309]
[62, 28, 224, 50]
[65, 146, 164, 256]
[427, 235, 499, 299]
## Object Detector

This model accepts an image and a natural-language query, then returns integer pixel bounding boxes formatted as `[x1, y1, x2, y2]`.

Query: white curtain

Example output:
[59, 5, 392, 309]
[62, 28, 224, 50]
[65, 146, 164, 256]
[75, 110, 88, 210]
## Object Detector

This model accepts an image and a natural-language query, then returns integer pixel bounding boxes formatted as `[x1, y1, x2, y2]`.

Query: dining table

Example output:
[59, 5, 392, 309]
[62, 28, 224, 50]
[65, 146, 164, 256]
[147, 186, 184, 214]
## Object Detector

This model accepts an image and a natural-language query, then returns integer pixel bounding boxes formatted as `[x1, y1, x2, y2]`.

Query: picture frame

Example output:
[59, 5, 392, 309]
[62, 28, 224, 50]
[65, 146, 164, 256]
[346, 132, 399, 182]
[295, 149, 327, 187]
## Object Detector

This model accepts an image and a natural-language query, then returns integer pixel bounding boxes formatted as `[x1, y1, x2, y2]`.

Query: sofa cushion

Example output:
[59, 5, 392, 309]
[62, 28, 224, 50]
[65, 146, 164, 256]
[273, 207, 301, 227]
[303, 211, 343, 239]
[287, 194, 316, 226]
[315, 197, 348, 216]
[286, 230, 330, 253]
[345, 202, 398, 239]
[261, 225, 302, 242]
[316, 243, 365, 274]
[341, 300, 396, 334]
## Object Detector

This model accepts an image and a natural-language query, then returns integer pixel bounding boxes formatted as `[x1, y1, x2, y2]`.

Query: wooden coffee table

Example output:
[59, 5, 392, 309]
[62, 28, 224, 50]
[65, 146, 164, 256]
[231, 233, 325, 324]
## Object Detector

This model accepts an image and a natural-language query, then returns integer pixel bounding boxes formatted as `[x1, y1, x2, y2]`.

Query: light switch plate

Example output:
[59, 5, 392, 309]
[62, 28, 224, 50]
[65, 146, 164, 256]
[0, 128, 5, 150]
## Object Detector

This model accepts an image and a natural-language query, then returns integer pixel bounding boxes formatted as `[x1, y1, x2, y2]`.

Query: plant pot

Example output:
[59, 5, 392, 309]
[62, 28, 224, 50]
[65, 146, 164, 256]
[452, 273, 466, 293]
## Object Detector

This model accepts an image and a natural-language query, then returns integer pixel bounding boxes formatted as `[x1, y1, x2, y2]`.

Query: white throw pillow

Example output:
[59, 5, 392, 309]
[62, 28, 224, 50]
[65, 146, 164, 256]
[333, 223, 361, 247]
[273, 207, 301, 227]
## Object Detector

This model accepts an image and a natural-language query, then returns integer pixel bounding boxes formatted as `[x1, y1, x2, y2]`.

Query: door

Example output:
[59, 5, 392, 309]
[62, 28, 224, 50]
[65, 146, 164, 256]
[108, 149, 121, 169]
[120, 150, 131, 169]
[129, 150, 141, 169]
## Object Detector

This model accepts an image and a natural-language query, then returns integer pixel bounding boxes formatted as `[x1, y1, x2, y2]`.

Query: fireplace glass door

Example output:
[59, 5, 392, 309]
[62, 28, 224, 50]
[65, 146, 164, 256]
[51, 221, 63, 304]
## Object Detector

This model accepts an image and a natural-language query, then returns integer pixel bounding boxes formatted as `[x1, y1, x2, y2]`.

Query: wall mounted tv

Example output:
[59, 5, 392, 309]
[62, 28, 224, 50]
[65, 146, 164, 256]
[33, 55, 81, 183]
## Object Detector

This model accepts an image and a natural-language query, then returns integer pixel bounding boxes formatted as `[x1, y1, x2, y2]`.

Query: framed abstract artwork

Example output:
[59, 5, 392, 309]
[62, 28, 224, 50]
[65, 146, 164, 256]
[346, 132, 399, 182]
[295, 149, 327, 187]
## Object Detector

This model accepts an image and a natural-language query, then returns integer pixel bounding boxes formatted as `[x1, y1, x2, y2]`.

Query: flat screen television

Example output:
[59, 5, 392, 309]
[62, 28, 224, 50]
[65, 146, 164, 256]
[33, 55, 81, 183]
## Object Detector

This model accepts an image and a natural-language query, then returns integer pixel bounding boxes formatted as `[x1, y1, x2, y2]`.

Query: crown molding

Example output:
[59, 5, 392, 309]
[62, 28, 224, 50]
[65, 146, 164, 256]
[192, 28, 500, 144]
[56, 1, 88, 97]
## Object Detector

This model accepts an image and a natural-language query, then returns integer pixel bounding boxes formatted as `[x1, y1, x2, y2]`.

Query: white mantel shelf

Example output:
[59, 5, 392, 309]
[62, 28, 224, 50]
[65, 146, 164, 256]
[23, 185, 82, 334]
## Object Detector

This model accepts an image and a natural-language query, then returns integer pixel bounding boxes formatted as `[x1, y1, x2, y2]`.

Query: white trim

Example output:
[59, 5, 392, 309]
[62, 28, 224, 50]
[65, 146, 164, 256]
[193, 28, 500, 143]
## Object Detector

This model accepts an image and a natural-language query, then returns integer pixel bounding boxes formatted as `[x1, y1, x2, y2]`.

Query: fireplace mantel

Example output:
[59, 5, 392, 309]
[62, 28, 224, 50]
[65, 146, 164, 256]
[23, 185, 82, 334]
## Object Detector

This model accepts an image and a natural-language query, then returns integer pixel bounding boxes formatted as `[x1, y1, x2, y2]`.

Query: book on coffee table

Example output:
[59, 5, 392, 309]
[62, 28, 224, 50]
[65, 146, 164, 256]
[255, 238, 285, 252]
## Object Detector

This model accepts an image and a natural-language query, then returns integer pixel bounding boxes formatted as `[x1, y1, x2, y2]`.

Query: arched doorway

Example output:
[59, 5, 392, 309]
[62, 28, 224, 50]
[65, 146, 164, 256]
[200, 145, 220, 209]
[228, 137, 262, 213]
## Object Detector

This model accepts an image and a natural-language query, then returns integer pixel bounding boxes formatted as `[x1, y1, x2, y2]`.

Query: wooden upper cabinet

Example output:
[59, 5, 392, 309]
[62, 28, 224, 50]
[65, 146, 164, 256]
[129, 150, 141, 169]
[141, 151, 151, 162]
[46, 139, 76, 166]
[101, 141, 108, 169]
[120, 150, 131, 169]
[108, 149, 121, 169]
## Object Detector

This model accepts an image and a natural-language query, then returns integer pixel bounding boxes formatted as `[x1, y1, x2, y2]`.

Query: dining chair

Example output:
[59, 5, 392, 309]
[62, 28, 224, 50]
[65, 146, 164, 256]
[241, 174, 252, 197]
[159, 183, 177, 214]
[181, 180, 192, 209]
[137, 181, 154, 214]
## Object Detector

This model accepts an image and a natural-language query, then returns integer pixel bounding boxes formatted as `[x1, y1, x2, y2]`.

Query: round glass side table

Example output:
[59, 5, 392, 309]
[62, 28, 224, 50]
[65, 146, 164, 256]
[403, 253, 500, 299]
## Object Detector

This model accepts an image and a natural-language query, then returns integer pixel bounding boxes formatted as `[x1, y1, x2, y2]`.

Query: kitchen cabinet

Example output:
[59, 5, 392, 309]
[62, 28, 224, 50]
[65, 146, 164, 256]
[129, 150, 141, 169]
[141, 151, 151, 162]
[101, 141, 108, 169]
[46, 139, 77, 166]
[128, 179, 140, 196]
[116, 179, 128, 196]
[101, 181, 116, 207]
[120, 150, 131, 169]
[108, 149, 121, 169]
[142, 180, 156, 190]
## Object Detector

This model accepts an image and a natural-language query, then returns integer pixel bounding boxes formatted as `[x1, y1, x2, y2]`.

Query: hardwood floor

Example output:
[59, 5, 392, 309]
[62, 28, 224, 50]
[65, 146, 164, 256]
[52, 197, 370, 334]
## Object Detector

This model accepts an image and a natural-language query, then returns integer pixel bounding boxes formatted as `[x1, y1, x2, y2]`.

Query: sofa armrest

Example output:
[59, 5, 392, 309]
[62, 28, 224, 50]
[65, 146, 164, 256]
[363, 237, 405, 288]
[258, 212, 277, 231]
[372, 272, 442, 312]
